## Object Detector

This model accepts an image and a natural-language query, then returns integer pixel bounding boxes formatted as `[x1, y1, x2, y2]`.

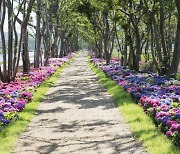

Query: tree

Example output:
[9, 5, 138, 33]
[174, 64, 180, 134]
[0, 0, 7, 82]
[34, 0, 41, 68]
[21, 0, 35, 73]
[168, 0, 180, 76]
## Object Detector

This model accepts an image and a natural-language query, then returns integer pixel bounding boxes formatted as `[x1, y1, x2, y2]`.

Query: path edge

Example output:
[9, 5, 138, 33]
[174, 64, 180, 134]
[0, 54, 77, 154]
[88, 57, 180, 154]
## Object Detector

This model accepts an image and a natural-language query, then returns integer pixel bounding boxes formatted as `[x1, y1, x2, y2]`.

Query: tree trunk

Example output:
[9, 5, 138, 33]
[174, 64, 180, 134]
[12, 1, 24, 74]
[7, 0, 13, 81]
[0, 0, 4, 82]
[44, 30, 51, 66]
[60, 37, 65, 58]
[51, 23, 59, 58]
[152, 13, 163, 74]
[168, 0, 180, 76]
[128, 35, 134, 69]
[44, 2, 51, 65]
[22, 31, 30, 73]
[124, 29, 128, 66]
[13, 16, 19, 72]
[150, 15, 160, 74]
[116, 26, 126, 65]
[12, 32, 23, 81]
[103, 12, 110, 64]
[21, 0, 35, 73]
[44, 37, 50, 66]
[159, 0, 170, 74]
[133, 25, 141, 71]
[129, 14, 141, 71]
[167, 1, 173, 59]
[144, 41, 149, 62]
[0, 0, 7, 82]
[34, 0, 41, 68]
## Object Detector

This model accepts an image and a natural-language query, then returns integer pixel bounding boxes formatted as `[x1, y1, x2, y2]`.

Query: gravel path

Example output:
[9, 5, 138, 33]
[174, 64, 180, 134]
[13, 52, 147, 154]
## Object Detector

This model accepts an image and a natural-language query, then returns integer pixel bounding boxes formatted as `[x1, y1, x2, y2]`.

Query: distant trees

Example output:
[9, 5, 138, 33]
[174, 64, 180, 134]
[0, 0, 78, 83]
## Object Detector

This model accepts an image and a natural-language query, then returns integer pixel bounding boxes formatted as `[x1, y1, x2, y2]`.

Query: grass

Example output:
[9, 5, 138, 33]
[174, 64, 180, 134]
[0, 55, 76, 154]
[89, 61, 180, 154]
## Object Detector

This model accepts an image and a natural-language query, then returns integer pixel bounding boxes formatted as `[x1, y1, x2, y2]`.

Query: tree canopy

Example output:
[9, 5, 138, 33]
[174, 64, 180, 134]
[0, 0, 179, 83]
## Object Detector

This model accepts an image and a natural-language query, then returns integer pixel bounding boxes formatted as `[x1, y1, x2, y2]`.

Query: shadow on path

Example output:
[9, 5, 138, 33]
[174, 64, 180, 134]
[13, 52, 147, 154]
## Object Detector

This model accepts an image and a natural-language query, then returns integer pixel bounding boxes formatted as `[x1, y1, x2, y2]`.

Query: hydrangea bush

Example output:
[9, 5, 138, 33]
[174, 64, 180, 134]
[89, 52, 180, 146]
[0, 54, 74, 130]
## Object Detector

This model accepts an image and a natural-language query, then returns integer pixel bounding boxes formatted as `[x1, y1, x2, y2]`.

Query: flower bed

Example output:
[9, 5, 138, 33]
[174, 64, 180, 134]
[89, 54, 180, 146]
[0, 54, 74, 130]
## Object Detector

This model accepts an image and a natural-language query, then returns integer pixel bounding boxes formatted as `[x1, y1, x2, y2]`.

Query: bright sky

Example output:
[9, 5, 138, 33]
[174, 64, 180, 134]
[4, 1, 36, 34]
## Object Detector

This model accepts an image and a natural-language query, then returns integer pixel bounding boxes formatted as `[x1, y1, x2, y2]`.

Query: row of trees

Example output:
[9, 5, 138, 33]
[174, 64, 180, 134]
[62, 0, 180, 77]
[0, 0, 180, 83]
[0, 0, 79, 83]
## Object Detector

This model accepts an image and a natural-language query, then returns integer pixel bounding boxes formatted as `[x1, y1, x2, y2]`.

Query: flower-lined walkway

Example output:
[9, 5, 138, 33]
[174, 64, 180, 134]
[13, 52, 146, 154]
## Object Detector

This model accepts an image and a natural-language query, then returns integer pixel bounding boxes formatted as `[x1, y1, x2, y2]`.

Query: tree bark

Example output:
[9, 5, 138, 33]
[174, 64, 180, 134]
[168, 0, 180, 76]
[12, 33, 22, 81]
[22, 31, 30, 73]
[7, 0, 13, 81]
[11, 0, 24, 79]
[133, 24, 141, 71]
[123, 29, 128, 66]
[21, 0, 35, 73]
[0, 0, 7, 82]
[44, 2, 51, 66]
[34, 0, 41, 68]
[51, 25, 59, 58]
[152, 14, 163, 73]
[60, 31, 65, 58]
[103, 12, 110, 64]
[159, 0, 170, 74]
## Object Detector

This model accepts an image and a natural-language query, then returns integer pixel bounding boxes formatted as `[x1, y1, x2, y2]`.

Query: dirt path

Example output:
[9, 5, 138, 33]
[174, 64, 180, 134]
[13, 52, 147, 154]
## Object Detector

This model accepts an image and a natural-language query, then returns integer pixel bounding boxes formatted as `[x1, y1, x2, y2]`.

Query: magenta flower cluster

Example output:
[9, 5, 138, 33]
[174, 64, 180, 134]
[90, 53, 180, 146]
[0, 54, 74, 130]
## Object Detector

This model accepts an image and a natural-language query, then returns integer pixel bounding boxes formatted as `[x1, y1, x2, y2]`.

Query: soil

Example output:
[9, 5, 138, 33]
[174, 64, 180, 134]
[13, 52, 147, 154]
